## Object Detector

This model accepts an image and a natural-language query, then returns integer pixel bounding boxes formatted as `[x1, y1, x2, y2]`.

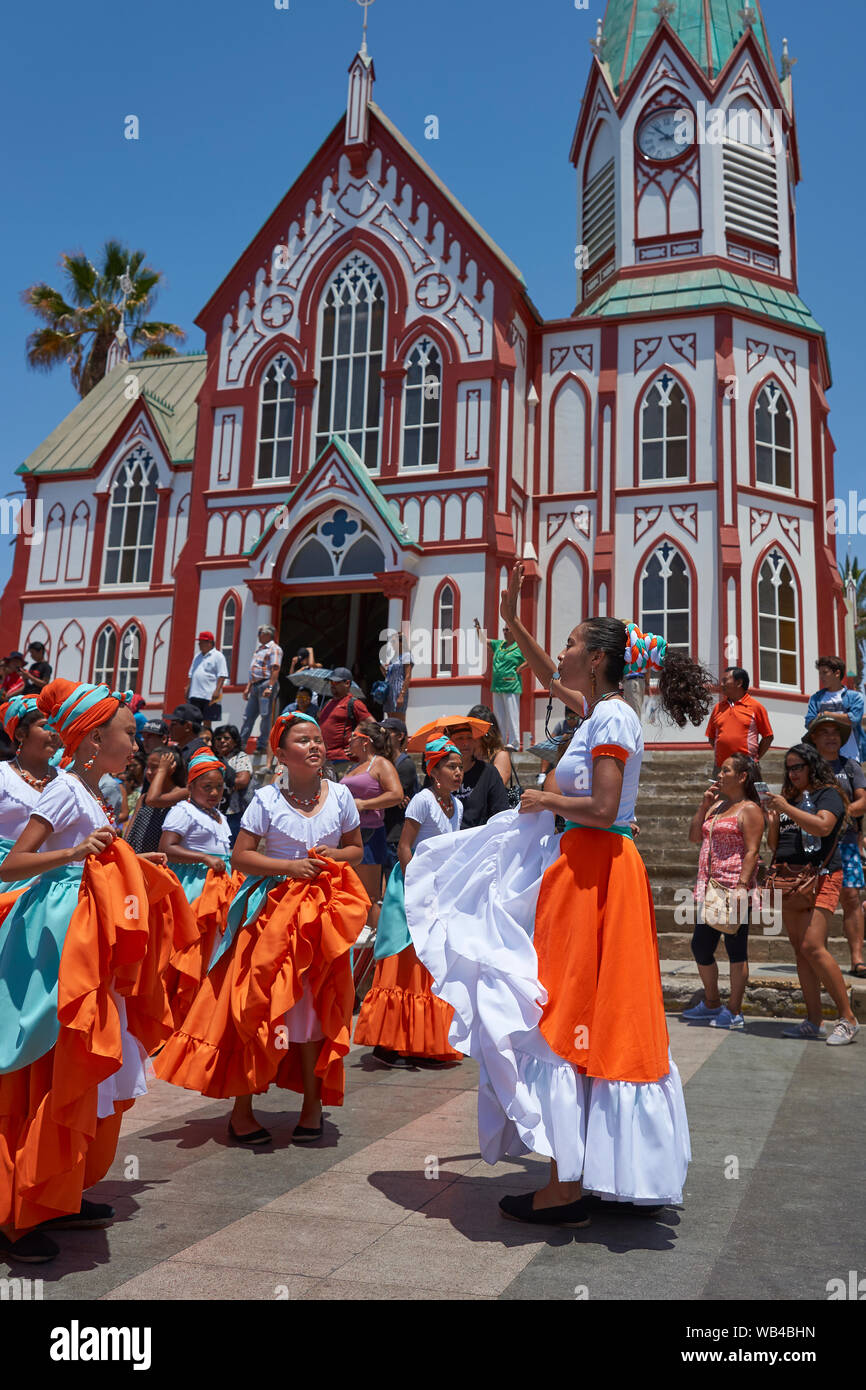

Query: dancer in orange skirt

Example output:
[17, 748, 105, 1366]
[355, 737, 464, 1069]
[405, 563, 715, 1227]
[154, 712, 368, 1146]
[0, 679, 193, 1264]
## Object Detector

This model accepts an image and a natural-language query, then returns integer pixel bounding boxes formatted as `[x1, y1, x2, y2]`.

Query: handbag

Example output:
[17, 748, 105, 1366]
[701, 811, 746, 935]
[762, 809, 846, 910]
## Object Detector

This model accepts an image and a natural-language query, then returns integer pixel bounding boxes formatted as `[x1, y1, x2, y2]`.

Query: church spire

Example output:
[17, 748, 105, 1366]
[345, 1, 376, 154]
[600, 0, 775, 93]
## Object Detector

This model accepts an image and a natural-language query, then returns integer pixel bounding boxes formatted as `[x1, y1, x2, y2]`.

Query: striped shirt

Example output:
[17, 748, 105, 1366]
[248, 640, 283, 683]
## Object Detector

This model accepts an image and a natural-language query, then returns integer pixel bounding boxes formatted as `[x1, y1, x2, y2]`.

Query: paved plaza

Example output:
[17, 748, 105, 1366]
[17, 1016, 864, 1303]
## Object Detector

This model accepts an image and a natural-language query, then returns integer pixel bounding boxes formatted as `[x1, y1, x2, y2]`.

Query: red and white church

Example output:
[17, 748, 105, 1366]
[0, 0, 844, 745]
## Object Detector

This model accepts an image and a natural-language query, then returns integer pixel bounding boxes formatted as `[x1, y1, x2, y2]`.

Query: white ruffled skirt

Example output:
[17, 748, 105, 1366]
[96, 989, 149, 1119]
[404, 809, 691, 1202]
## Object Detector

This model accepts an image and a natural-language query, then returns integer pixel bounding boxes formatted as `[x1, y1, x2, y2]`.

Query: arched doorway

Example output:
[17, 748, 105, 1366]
[279, 590, 388, 710]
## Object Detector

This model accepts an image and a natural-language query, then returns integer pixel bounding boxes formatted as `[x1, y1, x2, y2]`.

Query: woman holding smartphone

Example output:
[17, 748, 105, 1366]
[765, 743, 858, 1045]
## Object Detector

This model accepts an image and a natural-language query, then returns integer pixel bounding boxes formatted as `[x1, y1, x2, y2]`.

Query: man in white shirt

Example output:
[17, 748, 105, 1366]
[186, 630, 229, 730]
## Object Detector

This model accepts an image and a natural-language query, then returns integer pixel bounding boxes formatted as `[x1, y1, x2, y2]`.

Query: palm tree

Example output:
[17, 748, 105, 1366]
[22, 240, 186, 397]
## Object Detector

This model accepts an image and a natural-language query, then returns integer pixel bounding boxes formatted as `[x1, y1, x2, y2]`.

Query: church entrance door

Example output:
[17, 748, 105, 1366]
[278, 590, 388, 711]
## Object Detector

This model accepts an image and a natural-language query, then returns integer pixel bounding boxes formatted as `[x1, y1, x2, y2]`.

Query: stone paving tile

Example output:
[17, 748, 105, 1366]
[329, 1136, 481, 1179]
[169, 1210, 394, 1279]
[268, 1169, 445, 1224]
[103, 1264, 314, 1301]
[297, 1277, 486, 1301]
[330, 1220, 548, 1296]
[701, 1255, 836, 1303]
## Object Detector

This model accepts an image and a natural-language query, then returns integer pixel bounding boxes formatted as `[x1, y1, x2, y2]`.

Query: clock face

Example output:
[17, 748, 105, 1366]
[637, 108, 691, 161]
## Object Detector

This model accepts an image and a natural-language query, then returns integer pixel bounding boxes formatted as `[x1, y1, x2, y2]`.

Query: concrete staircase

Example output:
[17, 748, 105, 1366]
[511, 747, 850, 968]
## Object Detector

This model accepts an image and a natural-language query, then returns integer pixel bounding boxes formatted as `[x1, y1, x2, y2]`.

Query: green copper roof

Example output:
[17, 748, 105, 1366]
[244, 435, 419, 557]
[602, 0, 773, 92]
[18, 353, 206, 475]
[581, 268, 824, 337]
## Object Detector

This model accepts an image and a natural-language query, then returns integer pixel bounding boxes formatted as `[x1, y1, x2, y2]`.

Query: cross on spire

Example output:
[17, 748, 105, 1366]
[781, 36, 797, 80]
[653, 0, 676, 23]
[590, 17, 608, 60]
[354, 0, 375, 57]
[738, 0, 756, 31]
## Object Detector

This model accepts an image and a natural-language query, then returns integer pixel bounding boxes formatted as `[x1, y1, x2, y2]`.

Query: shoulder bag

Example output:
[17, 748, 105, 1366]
[701, 809, 747, 935]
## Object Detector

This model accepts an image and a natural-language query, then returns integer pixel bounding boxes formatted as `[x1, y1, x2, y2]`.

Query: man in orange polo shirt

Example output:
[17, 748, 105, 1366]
[706, 667, 774, 768]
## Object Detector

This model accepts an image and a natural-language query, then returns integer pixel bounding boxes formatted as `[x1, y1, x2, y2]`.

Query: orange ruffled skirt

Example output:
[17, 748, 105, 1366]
[354, 945, 461, 1059]
[533, 827, 670, 1082]
[154, 862, 368, 1107]
[0, 839, 199, 1232]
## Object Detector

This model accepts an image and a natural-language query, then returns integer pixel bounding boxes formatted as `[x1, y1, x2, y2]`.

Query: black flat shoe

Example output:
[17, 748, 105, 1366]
[292, 1118, 324, 1144]
[41, 1198, 115, 1229]
[371, 1047, 416, 1069]
[228, 1122, 272, 1146]
[0, 1230, 59, 1264]
[499, 1191, 591, 1228]
[413, 1056, 460, 1069]
[582, 1194, 664, 1218]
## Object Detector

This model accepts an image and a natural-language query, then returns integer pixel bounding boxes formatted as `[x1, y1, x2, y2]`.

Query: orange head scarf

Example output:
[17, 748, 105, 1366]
[37, 678, 133, 762]
[187, 750, 226, 782]
[268, 710, 321, 759]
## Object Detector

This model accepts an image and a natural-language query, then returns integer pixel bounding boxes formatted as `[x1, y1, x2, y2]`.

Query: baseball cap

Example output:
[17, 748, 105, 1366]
[331, 667, 353, 682]
[142, 718, 169, 737]
[166, 703, 203, 727]
[197, 630, 215, 641]
[6, 652, 24, 662]
[381, 717, 407, 736]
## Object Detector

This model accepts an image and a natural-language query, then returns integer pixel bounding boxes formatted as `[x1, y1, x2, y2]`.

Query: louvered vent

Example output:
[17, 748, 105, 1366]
[723, 141, 779, 244]
[583, 158, 616, 265]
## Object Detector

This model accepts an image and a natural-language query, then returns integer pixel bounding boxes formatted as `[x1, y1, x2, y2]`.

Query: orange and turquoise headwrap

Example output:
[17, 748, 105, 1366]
[0, 695, 39, 743]
[624, 623, 667, 677]
[269, 710, 320, 758]
[36, 678, 133, 760]
[423, 736, 461, 772]
[187, 750, 226, 782]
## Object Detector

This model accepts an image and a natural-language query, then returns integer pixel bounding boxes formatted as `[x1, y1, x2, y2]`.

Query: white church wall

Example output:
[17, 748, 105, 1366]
[455, 381, 491, 469]
[616, 317, 712, 488]
[729, 321, 809, 499]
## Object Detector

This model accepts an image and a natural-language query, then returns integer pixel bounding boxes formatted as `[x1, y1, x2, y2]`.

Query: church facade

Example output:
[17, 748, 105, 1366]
[1, 0, 843, 746]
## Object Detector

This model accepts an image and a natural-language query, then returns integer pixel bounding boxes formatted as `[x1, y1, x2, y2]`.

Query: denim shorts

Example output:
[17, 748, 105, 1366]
[361, 825, 389, 866]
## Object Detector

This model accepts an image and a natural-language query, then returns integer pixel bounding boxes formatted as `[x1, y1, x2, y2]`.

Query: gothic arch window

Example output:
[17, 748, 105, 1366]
[65, 500, 90, 583]
[92, 624, 118, 686]
[757, 549, 798, 687]
[57, 621, 85, 683]
[723, 97, 779, 246]
[639, 539, 691, 652]
[402, 338, 441, 469]
[256, 353, 296, 481]
[117, 623, 142, 692]
[639, 372, 689, 482]
[315, 253, 385, 471]
[39, 503, 65, 584]
[218, 592, 240, 682]
[103, 446, 159, 586]
[754, 381, 793, 490]
[434, 578, 460, 677]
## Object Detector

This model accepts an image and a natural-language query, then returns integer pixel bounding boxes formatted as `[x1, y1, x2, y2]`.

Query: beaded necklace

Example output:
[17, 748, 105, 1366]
[11, 758, 50, 792]
[67, 769, 117, 827]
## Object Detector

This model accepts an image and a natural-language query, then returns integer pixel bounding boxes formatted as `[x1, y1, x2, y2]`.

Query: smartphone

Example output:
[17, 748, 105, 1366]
[754, 781, 771, 803]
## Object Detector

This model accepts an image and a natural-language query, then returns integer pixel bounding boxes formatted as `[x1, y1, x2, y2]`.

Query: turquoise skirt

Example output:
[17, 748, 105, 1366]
[374, 864, 411, 961]
[0, 834, 39, 890]
[171, 856, 232, 908]
[0, 864, 84, 1073]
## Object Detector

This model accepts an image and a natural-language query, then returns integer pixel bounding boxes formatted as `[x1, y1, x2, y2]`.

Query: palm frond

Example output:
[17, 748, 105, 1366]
[131, 320, 186, 346]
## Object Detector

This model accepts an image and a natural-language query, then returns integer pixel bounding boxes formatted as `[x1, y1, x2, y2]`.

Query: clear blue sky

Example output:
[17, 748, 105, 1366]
[1, 0, 863, 592]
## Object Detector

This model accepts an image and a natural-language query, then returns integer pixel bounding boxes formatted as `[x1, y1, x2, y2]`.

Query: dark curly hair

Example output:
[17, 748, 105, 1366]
[580, 617, 714, 728]
[467, 704, 504, 758]
[782, 742, 849, 810]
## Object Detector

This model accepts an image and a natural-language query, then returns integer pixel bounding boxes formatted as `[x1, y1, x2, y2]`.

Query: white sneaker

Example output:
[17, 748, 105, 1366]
[826, 1019, 860, 1046]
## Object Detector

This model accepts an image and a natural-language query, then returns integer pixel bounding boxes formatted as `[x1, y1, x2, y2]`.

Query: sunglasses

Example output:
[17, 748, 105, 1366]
[785, 762, 807, 773]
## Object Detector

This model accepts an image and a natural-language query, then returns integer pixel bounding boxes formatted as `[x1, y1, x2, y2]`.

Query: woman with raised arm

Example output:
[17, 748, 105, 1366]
[405, 562, 714, 1227]
[0, 679, 193, 1265]
[355, 737, 464, 1069]
[154, 712, 368, 1147]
